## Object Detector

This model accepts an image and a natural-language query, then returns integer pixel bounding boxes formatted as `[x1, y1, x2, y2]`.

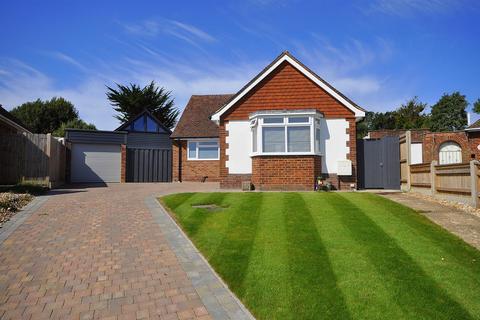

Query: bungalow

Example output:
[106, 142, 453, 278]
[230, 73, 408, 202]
[171, 51, 365, 190]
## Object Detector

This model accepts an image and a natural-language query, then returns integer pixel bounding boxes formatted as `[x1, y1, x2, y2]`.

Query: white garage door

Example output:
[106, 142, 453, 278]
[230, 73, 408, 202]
[71, 144, 121, 183]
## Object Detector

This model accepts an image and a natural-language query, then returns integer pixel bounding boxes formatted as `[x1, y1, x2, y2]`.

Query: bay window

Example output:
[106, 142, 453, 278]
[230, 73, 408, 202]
[250, 111, 322, 156]
[187, 140, 219, 160]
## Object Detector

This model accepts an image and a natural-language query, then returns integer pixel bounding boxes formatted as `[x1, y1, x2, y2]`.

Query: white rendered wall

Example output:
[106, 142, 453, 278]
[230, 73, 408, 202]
[226, 121, 252, 174]
[319, 119, 349, 174]
[410, 143, 423, 164]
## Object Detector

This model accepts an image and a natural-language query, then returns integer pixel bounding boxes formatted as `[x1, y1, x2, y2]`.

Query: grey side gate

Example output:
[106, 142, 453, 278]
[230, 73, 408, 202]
[126, 148, 172, 182]
[357, 136, 400, 189]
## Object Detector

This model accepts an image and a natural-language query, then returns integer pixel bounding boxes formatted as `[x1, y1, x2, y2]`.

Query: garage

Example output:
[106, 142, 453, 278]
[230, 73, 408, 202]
[71, 143, 121, 183]
[65, 110, 172, 183]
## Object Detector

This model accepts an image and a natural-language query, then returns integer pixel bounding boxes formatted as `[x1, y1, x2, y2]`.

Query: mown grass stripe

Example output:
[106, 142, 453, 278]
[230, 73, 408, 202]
[331, 193, 473, 320]
[284, 193, 351, 319]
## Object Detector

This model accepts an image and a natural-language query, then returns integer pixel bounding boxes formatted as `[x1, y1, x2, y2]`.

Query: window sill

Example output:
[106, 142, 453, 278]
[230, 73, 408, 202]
[187, 158, 220, 161]
[250, 152, 322, 157]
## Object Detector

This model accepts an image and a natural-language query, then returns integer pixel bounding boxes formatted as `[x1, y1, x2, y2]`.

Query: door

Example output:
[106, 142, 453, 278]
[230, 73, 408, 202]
[71, 143, 121, 183]
[357, 136, 400, 189]
[126, 148, 172, 182]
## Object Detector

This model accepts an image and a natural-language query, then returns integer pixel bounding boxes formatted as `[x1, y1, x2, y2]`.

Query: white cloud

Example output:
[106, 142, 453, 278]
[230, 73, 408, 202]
[122, 18, 216, 47]
[367, 0, 467, 16]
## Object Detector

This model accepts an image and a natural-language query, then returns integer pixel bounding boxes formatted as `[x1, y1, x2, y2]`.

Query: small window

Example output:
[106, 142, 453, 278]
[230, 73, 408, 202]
[132, 116, 145, 131]
[287, 126, 310, 152]
[146, 116, 158, 132]
[315, 128, 321, 152]
[263, 117, 284, 124]
[263, 127, 285, 152]
[188, 140, 219, 160]
[288, 116, 309, 124]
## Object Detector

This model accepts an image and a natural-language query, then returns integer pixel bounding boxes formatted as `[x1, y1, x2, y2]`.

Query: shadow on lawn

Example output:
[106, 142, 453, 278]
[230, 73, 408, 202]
[331, 193, 473, 320]
[284, 193, 352, 320]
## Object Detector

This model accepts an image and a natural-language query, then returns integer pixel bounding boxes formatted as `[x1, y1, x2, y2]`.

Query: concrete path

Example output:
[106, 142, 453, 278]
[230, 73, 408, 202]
[0, 183, 253, 320]
[380, 192, 480, 250]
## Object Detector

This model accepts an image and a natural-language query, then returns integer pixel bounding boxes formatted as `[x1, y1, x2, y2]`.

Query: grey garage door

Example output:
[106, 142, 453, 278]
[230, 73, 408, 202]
[71, 143, 121, 183]
[126, 148, 172, 182]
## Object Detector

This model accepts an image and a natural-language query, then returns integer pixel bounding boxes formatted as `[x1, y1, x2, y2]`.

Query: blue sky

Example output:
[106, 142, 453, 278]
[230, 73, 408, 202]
[0, 0, 479, 129]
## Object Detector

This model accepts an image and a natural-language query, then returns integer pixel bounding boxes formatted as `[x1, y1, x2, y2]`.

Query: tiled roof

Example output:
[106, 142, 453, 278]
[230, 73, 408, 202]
[170, 94, 234, 138]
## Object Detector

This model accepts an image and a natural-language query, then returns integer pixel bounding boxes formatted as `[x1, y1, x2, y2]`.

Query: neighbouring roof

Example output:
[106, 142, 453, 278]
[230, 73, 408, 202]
[171, 94, 234, 139]
[0, 104, 31, 133]
[466, 119, 480, 131]
[210, 51, 366, 121]
[115, 109, 171, 133]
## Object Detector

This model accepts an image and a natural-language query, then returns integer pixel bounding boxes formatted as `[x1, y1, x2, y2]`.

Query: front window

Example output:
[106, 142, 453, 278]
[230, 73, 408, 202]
[251, 111, 322, 156]
[187, 140, 219, 160]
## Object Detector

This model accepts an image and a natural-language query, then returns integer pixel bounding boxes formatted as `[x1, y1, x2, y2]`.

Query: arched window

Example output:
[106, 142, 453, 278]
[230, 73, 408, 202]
[439, 142, 462, 164]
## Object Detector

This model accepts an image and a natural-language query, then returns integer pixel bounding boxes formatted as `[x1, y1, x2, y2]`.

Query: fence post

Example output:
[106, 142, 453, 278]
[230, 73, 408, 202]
[431, 160, 437, 196]
[46, 133, 52, 188]
[470, 160, 479, 208]
[406, 130, 412, 191]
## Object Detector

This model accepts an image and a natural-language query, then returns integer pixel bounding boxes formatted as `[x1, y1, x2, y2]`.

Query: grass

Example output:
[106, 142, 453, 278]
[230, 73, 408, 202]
[161, 192, 480, 320]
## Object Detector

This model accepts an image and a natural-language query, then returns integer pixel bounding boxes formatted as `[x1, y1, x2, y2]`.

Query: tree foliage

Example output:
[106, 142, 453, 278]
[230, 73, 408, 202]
[10, 97, 78, 133]
[429, 92, 468, 132]
[106, 81, 179, 129]
[473, 99, 480, 115]
[52, 118, 96, 137]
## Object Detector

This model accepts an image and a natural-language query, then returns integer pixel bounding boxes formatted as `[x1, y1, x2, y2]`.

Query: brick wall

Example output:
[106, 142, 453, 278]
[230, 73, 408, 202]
[120, 144, 126, 183]
[172, 140, 220, 182]
[369, 129, 429, 143]
[251, 155, 321, 190]
[423, 131, 471, 163]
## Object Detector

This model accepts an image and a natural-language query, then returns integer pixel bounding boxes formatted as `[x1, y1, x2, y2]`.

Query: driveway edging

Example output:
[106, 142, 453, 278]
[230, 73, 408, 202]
[145, 196, 255, 320]
[0, 195, 50, 244]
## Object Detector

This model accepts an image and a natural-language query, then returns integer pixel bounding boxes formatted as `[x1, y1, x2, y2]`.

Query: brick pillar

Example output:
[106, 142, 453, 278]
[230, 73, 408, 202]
[121, 144, 126, 183]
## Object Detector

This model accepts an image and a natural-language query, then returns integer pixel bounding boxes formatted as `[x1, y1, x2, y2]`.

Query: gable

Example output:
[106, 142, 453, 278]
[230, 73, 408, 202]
[211, 52, 365, 121]
[115, 111, 170, 133]
[224, 61, 356, 120]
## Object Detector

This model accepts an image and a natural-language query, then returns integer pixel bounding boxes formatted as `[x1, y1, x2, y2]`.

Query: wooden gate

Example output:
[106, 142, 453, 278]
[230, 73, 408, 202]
[126, 148, 172, 182]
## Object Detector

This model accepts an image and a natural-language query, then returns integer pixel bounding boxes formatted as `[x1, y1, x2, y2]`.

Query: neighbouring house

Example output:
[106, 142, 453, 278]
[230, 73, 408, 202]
[65, 110, 172, 183]
[171, 51, 366, 190]
[0, 105, 31, 134]
[368, 122, 480, 166]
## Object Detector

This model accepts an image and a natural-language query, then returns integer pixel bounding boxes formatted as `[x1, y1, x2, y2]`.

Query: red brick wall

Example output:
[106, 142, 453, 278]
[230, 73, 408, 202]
[120, 144, 126, 183]
[219, 61, 358, 189]
[172, 140, 220, 182]
[251, 155, 321, 190]
[467, 131, 480, 160]
[369, 129, 429, 143]
[423, 132, 471, 163]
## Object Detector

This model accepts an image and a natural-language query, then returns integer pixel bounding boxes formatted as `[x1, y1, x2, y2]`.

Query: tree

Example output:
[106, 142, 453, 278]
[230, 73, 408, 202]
[106, 81, 179, 129]
[10, 97, 78, 133]
[52, 119, 96, 137]
[393, 97, 429, 129]
[429, 92, 468, 131]
[473, 99, 480, 115]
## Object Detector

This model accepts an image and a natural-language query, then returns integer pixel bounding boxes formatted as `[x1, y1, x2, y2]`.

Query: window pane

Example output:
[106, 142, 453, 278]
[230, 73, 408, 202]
[287, 126, 311, 152]
[252, 127, 257, 152]
[263, 127, 285, 152]
[132, 116, 145, 131]
[288, 116, 309, 123]
[198, 141, 218, 146]
[263, 117, 284, 124]
[198, 147, 218, 159]
[146, 116, 157, 132]
[188, 142, 197, 158]
[316, 128, 321, 152]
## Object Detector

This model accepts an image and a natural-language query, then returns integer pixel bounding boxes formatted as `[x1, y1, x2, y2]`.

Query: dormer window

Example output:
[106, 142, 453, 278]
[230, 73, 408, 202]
[250, 110, 323, 156]
[126, 114, 164, 132]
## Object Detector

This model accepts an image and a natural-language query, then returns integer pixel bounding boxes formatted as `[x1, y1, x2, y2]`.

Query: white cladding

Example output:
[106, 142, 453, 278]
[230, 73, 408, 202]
[410, 143, 423, 164]
[226, 121, 252, 174]
[319, 119, 349, 173]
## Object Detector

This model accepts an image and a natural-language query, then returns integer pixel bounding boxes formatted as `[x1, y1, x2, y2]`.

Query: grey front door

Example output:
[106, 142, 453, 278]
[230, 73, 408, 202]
[357, 136, 400, 189]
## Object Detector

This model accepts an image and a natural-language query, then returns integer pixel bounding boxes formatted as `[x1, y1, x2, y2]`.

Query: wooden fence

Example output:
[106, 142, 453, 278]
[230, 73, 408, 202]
[409, 160, 480, 208]
[0, 133, 66, 187]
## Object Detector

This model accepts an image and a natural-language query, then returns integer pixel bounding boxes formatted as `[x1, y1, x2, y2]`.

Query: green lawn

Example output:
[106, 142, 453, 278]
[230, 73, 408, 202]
[160, 192, 480, 320]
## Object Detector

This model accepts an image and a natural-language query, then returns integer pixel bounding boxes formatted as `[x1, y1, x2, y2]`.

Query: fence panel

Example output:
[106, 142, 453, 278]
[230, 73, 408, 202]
[410, 163, 431, 188]
[435, 163, 471, 195]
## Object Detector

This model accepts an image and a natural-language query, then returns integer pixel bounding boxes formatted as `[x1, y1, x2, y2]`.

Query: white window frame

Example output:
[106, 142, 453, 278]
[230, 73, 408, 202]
[250, 111, 323, 156]
[187, 139, 220, 161]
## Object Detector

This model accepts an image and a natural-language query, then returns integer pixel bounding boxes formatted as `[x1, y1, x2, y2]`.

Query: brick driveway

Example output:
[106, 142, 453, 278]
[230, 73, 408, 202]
[0, 183, 223, 320]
